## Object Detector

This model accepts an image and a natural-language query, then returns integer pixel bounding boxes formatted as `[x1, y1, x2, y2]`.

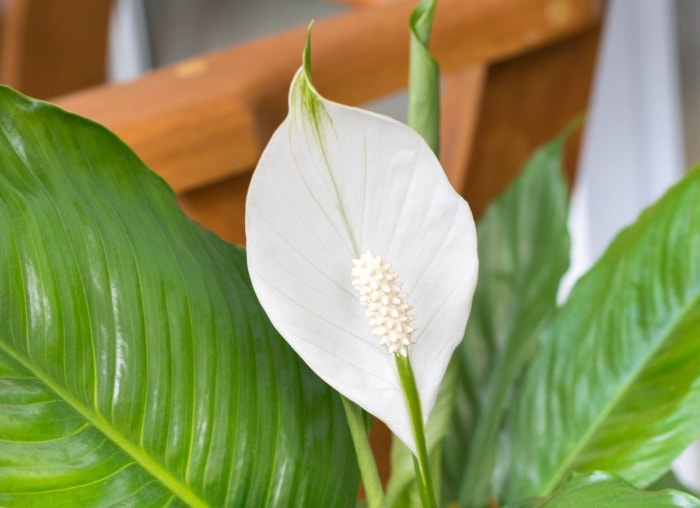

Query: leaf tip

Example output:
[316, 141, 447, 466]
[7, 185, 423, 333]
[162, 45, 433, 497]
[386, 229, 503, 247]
[303, 19, 315, 83]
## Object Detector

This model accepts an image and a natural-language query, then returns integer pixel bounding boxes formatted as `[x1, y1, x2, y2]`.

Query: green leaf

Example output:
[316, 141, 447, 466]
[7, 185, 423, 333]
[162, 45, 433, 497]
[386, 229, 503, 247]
[440, 131, 572, 506]
[408, 0, 440, 153]
[650, 470, 699, 496]
[0, 87, 359, 506]
[503, 472, 700, 508]
[501, 166, 700, 501]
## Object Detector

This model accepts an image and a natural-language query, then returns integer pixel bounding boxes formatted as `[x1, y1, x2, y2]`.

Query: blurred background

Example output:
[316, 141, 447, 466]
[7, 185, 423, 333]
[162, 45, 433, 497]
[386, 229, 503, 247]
[1, 0, 699, 493]
[1, 0, 697, 253]
[109, 0, 347, 82]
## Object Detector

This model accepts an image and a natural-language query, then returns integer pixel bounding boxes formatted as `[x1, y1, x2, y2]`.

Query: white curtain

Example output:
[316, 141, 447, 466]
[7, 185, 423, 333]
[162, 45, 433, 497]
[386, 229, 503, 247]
[108, 0, 151, 82]
[564, 0, 699, 490]
[565, 0, 684, 286]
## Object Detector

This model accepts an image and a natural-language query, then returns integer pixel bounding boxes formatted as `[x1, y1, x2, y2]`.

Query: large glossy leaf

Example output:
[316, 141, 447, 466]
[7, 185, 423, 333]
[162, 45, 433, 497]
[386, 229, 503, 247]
[504, 472, 700, 508]
[440, 132, 571, 506]
[0, 87, 359, 506]
[501, 166, 700, 501]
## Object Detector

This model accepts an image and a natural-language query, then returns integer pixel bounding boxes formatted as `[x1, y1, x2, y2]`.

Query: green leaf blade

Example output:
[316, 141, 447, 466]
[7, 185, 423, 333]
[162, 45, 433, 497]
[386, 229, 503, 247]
[441, 132, 572, 507]
[0, 351, 178, 506]
[0, 87, 359, 506]
[408, 0, 440, 153]
[502, 166, 700, 501]
[504, 472, 700, 508]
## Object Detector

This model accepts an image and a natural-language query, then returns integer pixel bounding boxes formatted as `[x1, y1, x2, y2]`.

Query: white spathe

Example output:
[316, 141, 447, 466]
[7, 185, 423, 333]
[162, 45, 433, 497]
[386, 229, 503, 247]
[245, 66, 478, 453]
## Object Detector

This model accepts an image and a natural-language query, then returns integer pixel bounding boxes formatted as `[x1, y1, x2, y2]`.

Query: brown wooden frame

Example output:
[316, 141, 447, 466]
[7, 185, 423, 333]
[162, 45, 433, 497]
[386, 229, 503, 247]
[52, 0, 602, 246]
[0, 0, 113, 98]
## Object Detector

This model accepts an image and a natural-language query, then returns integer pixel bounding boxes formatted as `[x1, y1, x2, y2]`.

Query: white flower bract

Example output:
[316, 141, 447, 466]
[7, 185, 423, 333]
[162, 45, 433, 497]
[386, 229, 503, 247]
[245, 65, 478, 453]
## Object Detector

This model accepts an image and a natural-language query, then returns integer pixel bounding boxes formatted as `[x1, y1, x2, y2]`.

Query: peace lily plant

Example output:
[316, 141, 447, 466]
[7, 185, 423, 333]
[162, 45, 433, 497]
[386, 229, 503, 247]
[1, 0, 700, 507]
[245, 27, 477, 507]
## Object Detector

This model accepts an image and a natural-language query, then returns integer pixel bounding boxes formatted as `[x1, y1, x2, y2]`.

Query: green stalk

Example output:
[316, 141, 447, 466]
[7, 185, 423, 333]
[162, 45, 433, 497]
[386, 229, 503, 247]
[405, 2, 441, 506]
[395, 355, 438, 508]
[408, 0, 440, 154]
[341, 396, 387, 508]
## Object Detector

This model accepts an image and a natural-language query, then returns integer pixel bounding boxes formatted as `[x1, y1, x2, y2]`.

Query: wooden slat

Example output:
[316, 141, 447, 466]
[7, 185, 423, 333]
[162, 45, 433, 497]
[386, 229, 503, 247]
[55, 0, 602, 194]
[440, 66, 487, 191]
[326, 0, 404, 6]
[0, 1, 5, 61]
[178, 173, 251, 246]
[462, 27, 600, 219]
[1, 0, 113, 99]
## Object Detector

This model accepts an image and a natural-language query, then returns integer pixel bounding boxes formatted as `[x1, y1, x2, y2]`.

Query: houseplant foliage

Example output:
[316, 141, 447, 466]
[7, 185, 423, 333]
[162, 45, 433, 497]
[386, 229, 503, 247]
[0, 88, 359, 506]
[502, 472, 700, 508]
[499, 157, 700, 502]
[2, 1, 700, 507]
[438, 129, 700, 508]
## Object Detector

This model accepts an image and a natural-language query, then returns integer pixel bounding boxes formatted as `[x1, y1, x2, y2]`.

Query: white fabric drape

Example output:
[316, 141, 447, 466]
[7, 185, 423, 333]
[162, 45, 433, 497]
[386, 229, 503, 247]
[564, 0, 684, 292]
[563, 0, 699, 490]
[108, 0, 151, 82]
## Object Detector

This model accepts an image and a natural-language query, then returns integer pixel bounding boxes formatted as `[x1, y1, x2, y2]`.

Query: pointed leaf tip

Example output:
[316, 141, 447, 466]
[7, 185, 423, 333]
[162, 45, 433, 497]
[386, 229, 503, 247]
[304, 19, 314, 79]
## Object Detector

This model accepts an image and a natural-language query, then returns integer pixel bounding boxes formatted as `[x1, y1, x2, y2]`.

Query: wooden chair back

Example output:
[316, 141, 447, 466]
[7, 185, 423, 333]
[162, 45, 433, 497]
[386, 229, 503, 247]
[0, 0, 113, 98]
[53, 0, 601, 246]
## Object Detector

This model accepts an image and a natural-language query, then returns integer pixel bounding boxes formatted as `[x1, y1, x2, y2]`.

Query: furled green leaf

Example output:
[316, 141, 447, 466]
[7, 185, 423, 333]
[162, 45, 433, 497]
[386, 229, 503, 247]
[503, 472, 700, 508]
[0, 87, 359, 506]
[501, 166, 700, 502]
[408, 0, 440, 153]
[440, 132, 571, 507]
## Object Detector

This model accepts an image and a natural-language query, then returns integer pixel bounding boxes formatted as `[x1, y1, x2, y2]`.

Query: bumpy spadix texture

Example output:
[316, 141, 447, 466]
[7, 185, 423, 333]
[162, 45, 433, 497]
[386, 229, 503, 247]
[352, 251, 416, 357]
[246, 66, 478, 452]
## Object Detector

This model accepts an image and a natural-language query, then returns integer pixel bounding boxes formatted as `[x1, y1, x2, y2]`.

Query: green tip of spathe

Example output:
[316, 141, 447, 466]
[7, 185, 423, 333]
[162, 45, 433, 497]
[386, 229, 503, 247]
[303, 20, 315, 79]
[298, 19, 321, 100]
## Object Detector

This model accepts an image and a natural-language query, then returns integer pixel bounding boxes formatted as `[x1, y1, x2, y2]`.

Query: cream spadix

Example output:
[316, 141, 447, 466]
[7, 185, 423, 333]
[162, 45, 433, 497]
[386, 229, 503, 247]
[351, 251, 416, 358]
[245, 59, 478, 453]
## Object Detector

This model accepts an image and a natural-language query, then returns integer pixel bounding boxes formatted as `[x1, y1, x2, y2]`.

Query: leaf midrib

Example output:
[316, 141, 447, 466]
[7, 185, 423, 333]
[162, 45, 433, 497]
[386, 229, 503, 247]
[0, 337, 208, 507]
[541, 278, 700, 496]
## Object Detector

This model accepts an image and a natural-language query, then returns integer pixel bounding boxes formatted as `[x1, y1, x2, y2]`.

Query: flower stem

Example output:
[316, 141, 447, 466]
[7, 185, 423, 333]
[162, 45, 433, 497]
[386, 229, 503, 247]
[341, 396, 386, 508]
[395, 355, 438, 508]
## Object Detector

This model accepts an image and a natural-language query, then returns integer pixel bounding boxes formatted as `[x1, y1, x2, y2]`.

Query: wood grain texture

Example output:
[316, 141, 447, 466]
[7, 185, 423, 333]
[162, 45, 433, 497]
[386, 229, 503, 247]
[179, 173, 251, 246]
[440, 66, 487, 192]
[55, 0, 603, 194]
[326, 0, 405, 6]
[461, 27, 600, 219]
[1, 0, 112, 99]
